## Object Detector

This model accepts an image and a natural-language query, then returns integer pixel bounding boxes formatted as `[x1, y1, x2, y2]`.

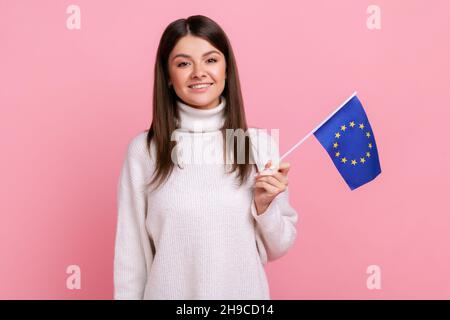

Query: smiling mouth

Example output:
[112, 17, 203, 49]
[188, 83, 213, 89]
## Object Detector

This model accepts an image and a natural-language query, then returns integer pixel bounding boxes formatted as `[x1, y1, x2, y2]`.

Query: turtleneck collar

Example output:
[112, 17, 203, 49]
[175, 96, 226, 133]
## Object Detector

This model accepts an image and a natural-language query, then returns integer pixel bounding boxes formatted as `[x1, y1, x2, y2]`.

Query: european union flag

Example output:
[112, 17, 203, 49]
[313, 93, 381, 190]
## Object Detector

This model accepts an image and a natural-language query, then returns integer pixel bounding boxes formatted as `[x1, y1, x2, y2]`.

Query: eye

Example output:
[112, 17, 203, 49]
[177, 62, 188, 68]
[176, 58, 217, 68]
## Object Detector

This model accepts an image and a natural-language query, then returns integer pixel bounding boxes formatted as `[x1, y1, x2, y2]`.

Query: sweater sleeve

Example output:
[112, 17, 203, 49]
[249, 128, 299, 265]
[113, 135, 154, 299]
[251, 187, 298, 264]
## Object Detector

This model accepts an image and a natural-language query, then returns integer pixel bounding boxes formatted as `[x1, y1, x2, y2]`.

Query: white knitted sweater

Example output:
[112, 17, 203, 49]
[113, 96, 299, 300]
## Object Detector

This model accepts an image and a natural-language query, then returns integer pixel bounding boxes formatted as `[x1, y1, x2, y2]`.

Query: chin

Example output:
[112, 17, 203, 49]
[185, 93, 219, 106]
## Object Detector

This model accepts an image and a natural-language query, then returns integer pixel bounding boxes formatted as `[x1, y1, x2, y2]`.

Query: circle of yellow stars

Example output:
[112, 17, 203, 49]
[332, 121, 373, 167]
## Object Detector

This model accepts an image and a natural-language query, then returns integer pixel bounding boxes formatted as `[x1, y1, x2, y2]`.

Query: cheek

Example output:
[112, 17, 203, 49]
[170, 69, 189, 85]
[210, 65, 227, 82]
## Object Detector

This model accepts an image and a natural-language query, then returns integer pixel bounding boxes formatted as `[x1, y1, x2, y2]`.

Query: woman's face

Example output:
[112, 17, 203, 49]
[168, 35, 227, 110]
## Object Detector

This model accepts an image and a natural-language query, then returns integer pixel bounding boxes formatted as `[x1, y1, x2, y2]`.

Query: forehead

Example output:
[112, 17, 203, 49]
[170, 35, 222, 59]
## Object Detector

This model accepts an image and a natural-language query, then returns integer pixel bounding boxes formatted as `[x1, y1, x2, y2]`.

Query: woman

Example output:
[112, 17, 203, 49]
[114, 15, 298, 300]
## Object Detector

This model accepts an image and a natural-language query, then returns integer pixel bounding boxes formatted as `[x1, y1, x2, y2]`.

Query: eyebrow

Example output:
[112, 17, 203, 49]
[171, 50, 221, 61]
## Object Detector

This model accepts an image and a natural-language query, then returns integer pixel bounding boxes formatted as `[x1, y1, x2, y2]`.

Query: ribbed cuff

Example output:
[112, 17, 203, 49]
[251, 198, 282, 231]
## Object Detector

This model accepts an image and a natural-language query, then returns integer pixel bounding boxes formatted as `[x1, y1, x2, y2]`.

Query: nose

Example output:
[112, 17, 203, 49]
[191, 64, 207, 79]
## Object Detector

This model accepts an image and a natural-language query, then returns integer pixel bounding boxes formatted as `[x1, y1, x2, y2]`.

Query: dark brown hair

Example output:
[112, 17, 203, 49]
[144, 15, 256, 191]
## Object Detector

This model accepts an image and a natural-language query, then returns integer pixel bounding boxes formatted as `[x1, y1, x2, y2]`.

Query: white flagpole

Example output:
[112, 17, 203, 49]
[279, 91, 358, 161]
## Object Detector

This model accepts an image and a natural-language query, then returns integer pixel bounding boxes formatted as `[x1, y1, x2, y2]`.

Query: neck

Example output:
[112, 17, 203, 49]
[175, 96, 226, 133]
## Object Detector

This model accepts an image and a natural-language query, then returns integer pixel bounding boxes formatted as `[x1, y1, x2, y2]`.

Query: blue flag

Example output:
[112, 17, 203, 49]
[313, 94, 381, 190]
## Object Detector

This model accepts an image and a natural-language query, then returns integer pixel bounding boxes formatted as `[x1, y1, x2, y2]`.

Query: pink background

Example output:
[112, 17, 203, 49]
[1, 0, 449, 299]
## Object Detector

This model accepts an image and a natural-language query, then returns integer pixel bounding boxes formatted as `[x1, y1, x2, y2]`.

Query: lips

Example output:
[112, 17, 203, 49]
[188, 83, 213, 88]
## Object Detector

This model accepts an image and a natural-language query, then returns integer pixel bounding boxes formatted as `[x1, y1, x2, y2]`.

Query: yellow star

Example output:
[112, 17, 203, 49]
[349, 121, 355, 127]
[366, 152, 371, 157]
[366, 132, 371, 138]
[359, 123, 365, 129]
[341, 157, 347, 163]
[333, 142, 339, 148]
[341, 125, 347, 131]
[335, 151, 340, 157]
[360, 157, 366, 163]
[335, 132, 341, 138]
[351, 159, 357, 165]
[368, 143, 372, 149]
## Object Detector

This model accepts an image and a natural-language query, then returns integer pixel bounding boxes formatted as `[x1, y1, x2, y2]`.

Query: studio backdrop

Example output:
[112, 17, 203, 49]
[1, 0, 449, 299]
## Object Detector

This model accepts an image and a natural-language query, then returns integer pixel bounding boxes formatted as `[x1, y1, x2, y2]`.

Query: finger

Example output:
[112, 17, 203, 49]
[272, 171, 289, 185]
[277, 162, 290, 175]
[255, 175, 286, 191]
[255, 171, 289, 185]
[254, 181, 279, 195]
[256, 172, 287, 186]
[256, 168, 275, 177]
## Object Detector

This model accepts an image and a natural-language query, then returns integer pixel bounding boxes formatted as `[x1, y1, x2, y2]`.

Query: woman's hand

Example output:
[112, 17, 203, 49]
[253, 160, 290, 215]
